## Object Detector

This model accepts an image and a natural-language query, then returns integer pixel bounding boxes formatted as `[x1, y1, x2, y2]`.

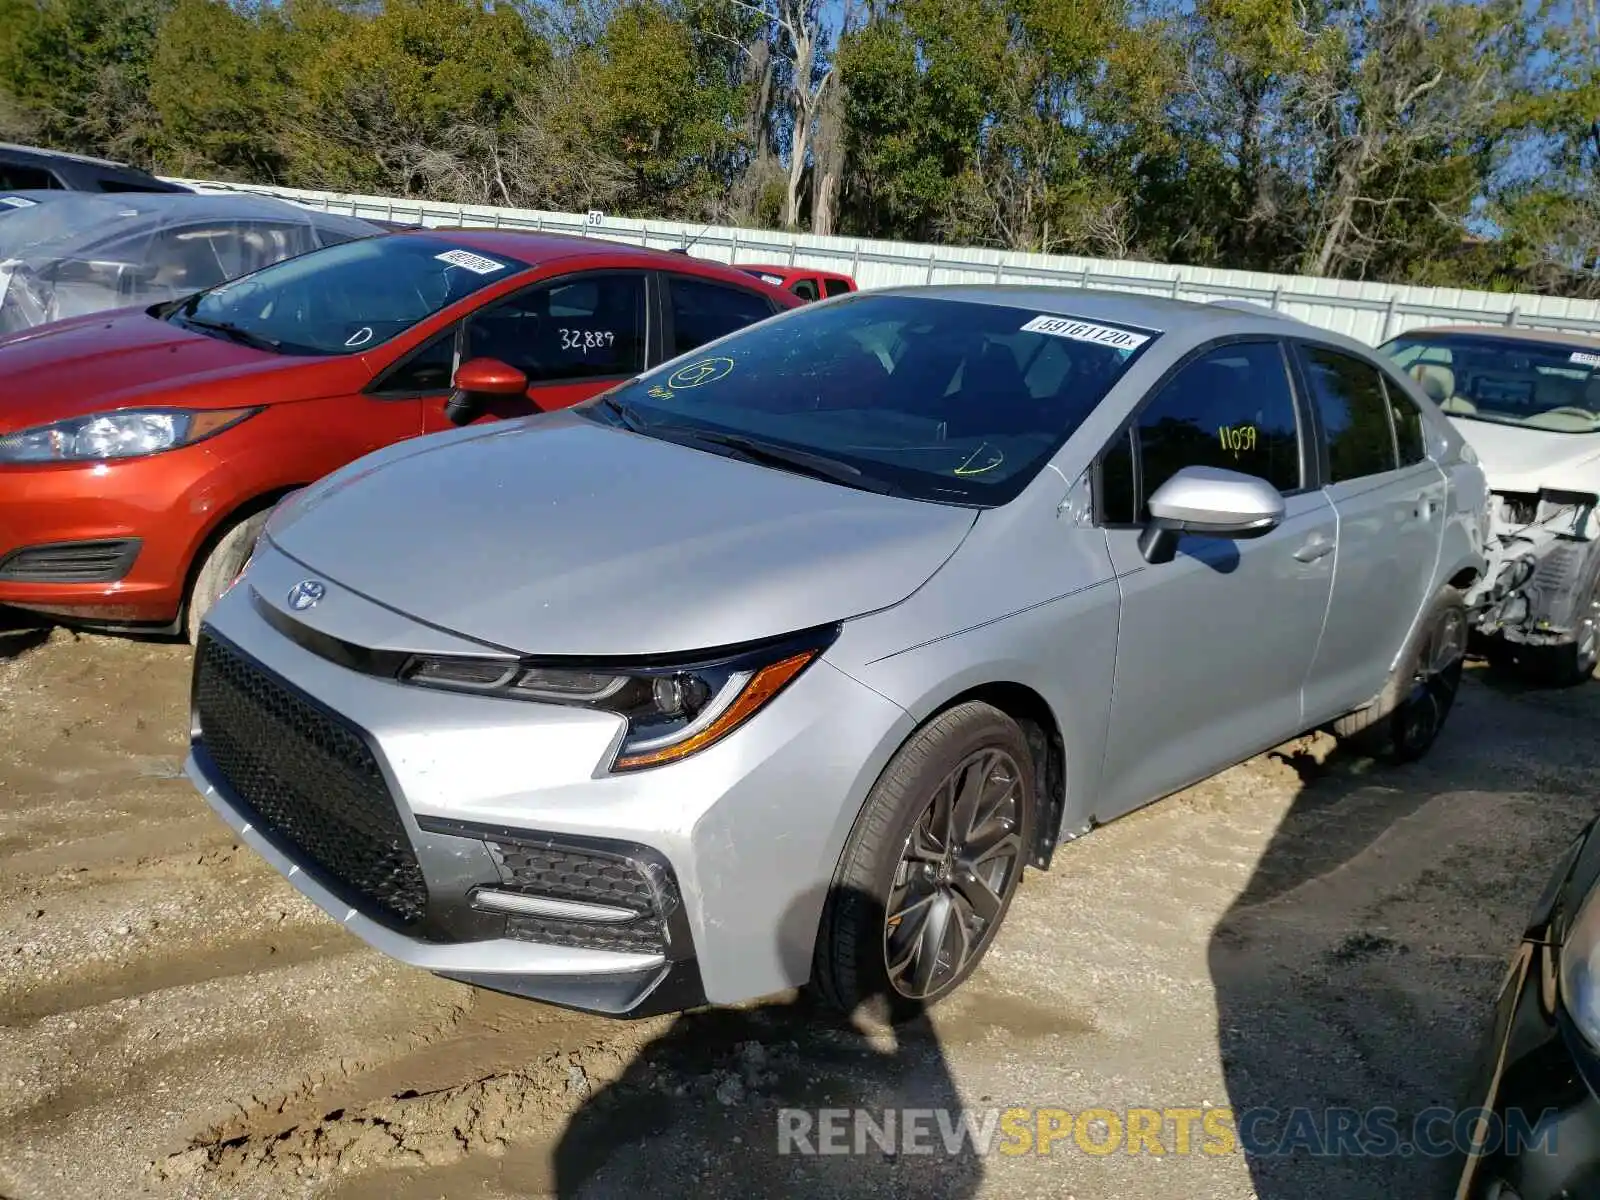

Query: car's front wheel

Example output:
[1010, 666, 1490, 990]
[811, 701, 1035, 1024]
[186, 511, 269, 644]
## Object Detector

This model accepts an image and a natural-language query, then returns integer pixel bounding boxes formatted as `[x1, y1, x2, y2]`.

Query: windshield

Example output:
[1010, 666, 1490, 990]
[1381, 332, 1600, 434]
[0, 195, 135, 259]
[167, 235, 528, 356]
[581, 293, 1158, 505]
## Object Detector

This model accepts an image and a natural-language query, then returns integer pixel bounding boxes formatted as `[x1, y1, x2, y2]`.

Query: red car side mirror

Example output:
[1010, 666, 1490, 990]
[453, 357, 528, 395]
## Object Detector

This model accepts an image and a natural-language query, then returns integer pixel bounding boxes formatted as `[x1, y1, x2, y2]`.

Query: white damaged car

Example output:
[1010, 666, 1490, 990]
[1382, 326, 1600, 684]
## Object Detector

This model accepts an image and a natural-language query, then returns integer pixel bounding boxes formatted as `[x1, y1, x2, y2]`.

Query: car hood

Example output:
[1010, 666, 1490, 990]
[0, 308, 365, 431]
[268, 413, 978, 657]
[1449, 416, 1600, 495]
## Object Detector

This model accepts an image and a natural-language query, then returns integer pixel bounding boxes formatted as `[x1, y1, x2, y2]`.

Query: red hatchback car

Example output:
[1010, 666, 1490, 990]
[0, 229, 802, 638]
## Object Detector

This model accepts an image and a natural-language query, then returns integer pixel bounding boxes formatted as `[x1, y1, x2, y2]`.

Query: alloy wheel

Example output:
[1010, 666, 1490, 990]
[1397, 605, 1468, 752]
[883, 748, 1025, 1000]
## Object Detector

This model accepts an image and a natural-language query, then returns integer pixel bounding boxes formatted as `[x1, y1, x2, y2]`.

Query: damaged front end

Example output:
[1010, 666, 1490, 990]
[1468, 487, 1600, 683]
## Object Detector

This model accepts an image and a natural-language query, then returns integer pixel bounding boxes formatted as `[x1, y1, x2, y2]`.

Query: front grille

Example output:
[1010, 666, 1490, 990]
[487, 838, 673, 955]
[194, 634, 428, 926]
[0, 538, 140, 583]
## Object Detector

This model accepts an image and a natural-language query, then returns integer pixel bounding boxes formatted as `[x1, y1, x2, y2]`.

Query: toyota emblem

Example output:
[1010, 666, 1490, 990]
[287, 580, 326, 612]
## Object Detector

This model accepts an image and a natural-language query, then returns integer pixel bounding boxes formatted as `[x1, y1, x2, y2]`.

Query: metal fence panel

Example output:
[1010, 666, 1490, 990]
[168, 178, 1600, 343]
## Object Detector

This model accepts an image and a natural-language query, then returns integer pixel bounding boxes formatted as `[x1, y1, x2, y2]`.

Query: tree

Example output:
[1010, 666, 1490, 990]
[724, 0, 841, 229]
[592, 0, 747, 216]
[149, 0, 292, 179]
[1296, 0, 1529, 279]
[1485, 1, 1600, 294]
[285, 0, 549, 195]
[0, 0, 172, 163]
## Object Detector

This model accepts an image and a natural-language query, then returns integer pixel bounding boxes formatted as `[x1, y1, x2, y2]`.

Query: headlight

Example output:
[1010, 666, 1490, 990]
[399, 625, 839, 772]
[0, 407, 259, 463]
[1559, 863, 1600, 1047]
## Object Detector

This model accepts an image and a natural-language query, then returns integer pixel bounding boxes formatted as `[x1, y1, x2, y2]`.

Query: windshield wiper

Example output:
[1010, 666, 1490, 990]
[180, 314, 281, 353]
[666, 427, 897, 495]
[593, 394, 646, 432]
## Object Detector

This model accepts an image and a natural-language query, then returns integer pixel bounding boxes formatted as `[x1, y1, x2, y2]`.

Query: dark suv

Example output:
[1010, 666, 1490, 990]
[0, 142, 191, 194]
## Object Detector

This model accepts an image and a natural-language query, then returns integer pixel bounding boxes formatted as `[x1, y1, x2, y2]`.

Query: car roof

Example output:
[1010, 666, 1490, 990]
[413, 228, 799, 292]
[0, 140, 138, 169]
[0, 192, 381, 260]
[738, 263, 854, 281]
[6, 190, 376, 227]
[865, 283, 1329, 340]
[1396, 324, 1600, 352]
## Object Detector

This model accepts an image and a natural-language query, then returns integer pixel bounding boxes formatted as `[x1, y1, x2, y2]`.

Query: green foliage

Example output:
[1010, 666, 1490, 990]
[150, 0, 291, 177]
[0, 0, 171, 157]
[591, 0, 746, 215]
[0, 0, 1592, 295]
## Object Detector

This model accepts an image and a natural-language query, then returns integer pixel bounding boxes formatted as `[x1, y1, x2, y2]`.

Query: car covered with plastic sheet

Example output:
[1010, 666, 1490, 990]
[0, 192, 381, 334]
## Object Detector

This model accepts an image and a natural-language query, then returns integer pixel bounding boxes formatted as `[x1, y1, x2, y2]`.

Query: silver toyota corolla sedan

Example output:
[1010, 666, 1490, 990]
[184, 286, 1488, 1022]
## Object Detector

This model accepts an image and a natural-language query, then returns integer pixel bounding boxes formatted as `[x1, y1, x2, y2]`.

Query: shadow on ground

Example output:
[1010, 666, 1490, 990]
[0, 607, 49, 660]
[1210, 668, 1600, 1199]
[552, 887, 982, 1200]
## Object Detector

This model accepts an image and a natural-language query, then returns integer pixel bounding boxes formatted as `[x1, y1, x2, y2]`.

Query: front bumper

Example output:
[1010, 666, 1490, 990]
[183, 545, 915, 1016]
[0, 446, 234, 624]
[188, 745, 705, 1016]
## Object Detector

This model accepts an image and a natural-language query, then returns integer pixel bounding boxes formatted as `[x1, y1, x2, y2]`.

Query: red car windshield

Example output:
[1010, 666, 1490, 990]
[168, 235, 527, 357]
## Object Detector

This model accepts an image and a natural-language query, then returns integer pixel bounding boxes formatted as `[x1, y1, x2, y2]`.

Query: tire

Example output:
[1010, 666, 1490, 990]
[1338, 586, 1468, 764]
[186, 511, 269, 644]
[811, 701, 1035, 1025]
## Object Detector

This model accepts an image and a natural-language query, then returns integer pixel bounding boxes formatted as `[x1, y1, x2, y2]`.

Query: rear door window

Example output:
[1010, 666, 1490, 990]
[1299, 344, 1400, 482]
[823, 277, 852, 298]
[666, 275, 777, 357]
[1387, 380, 1428, 466]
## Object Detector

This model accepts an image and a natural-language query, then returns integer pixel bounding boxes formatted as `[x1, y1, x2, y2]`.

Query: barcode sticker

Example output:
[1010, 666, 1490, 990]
[435, 248, 507, 275]
[1020, 315, 1153, 350]
[1571, 351, 1600, 368]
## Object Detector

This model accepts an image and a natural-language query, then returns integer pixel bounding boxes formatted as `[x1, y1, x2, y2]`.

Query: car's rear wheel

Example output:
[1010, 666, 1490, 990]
[186, 511, 269, 644]
[1339, 587, 1468, 764]
[811, 701, 1034, 1024]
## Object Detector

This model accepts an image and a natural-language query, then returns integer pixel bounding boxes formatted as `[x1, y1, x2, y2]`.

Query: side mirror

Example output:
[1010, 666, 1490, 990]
[444, 357, 528, 426]
[1137, 465, 1285, 565]
[453, 357, 528, 396]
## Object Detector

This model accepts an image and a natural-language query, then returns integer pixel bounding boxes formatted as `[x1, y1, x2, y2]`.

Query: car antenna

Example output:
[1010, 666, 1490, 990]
[668, 217, 719, 257]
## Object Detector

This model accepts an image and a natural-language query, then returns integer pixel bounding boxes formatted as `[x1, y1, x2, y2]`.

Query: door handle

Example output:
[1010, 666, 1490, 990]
[1293, 535, 1335, 563]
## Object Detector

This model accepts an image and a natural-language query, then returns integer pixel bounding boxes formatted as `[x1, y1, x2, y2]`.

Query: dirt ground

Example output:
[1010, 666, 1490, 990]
[2, 616, 1597, 1200]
